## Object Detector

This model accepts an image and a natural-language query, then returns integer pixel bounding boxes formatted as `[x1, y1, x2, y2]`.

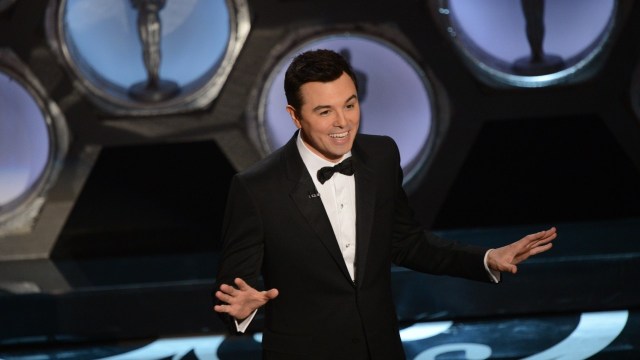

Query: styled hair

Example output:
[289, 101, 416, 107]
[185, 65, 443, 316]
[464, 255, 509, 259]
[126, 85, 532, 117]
[284, 49, 358, 112]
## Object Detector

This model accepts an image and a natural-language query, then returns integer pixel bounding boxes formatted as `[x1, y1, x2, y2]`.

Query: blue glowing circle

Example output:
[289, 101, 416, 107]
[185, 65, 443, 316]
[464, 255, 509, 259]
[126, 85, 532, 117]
[63, 0, 231, 89]
[442, 0, 616, 86]
[0, 72, 50, 208]
[260, 34, 435, 179]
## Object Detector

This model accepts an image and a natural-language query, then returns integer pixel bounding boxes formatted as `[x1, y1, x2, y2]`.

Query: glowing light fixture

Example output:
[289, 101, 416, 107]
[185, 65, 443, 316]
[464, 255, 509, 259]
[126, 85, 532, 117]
[0, 49, 68, 234]
[47, 0, 250, 115]
[433, 0, 617, 87]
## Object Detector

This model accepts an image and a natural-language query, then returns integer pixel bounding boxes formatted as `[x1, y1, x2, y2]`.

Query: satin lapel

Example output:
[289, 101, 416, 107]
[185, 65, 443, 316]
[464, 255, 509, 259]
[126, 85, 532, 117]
[284, 135, 353, 283]
[352, 152, 376, 286]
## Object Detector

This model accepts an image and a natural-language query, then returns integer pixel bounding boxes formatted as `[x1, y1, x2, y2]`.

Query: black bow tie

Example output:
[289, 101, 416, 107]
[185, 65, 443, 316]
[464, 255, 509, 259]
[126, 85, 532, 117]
[317, 158, 355, 184]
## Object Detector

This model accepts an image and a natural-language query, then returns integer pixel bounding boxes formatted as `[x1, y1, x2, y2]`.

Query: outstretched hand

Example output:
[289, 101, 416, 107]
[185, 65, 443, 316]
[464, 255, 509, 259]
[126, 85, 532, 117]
[487, 227, 557, 274]
[214, 278, 279, 321]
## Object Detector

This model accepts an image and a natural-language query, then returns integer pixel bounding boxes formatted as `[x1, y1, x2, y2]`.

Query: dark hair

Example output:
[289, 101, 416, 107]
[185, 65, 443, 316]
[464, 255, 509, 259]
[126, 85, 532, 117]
[284, 49, 358, 112]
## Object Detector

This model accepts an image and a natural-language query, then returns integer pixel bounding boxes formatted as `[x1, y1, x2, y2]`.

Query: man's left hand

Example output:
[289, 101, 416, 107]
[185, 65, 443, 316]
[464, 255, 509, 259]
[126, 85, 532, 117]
[487, 227, 557, 274]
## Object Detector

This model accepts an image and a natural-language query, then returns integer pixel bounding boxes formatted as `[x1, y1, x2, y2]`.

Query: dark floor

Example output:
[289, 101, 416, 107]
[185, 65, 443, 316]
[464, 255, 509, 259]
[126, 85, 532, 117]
[0, 309, 638, 359]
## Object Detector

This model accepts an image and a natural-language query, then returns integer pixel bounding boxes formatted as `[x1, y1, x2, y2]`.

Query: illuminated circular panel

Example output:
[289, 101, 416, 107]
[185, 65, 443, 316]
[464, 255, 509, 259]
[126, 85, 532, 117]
[258, 34, 436, 182]
[435, 0, 616, 87]
[50, 0, 249, 114]
[0, 49, 68, 234]
[0, 72, 50, 216]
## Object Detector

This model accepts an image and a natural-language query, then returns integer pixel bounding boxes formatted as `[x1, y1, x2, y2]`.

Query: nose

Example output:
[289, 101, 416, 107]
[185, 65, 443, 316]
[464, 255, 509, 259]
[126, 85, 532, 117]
[333, 110, 348, 127]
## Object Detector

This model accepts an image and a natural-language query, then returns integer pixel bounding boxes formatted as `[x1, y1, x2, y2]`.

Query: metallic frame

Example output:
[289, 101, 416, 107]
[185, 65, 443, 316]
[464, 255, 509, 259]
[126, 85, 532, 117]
[430, 0, 620, 88]
[45, 0, 251, 116]
[0, 48, 69, 237]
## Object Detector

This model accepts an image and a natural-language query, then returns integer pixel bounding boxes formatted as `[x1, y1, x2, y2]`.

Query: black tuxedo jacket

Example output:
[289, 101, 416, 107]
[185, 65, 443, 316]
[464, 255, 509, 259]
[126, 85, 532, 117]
[215, 133, 491, 359]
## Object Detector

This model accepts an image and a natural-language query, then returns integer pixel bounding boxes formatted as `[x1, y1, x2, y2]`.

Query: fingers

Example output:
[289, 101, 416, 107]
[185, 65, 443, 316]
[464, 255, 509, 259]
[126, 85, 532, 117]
[219, 283, 236, 295]
[217, 278, 252, 295]
[521, 227, 557, 249]
[524, 233, 555, 250]
[214, 290, 279, 319]
[215, 280, 245, 305]
[524, 229, 550, 242]
[213, 304, 229, 314]
[535, 227, 556, 238]
[488, 227, 557, 275]
[528, 230, 557, 250]
[538, 227, 557, 243]
[538, 232, 556, 246]
[539, 228, 557, 241]
[529, 242, 553, 256]
[213, 303, 246, 319]
[216, 280, 279, 302]
[234, 277, 251, 290]
[215, 290, 234, 304]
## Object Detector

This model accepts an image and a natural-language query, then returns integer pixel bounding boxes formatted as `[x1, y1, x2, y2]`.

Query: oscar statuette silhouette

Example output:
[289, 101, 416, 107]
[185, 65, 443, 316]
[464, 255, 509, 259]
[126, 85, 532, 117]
[512, 0, 565, 76]
[129, 0, 179, 102]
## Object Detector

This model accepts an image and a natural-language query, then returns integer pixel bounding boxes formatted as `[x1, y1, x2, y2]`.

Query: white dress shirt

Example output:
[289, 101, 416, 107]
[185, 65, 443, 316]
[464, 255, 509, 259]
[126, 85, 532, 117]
[296, 134, 357, 281]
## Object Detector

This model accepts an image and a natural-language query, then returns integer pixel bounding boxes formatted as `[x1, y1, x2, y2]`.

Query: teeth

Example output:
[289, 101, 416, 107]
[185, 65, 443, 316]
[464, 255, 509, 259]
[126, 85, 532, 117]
[330, 132, 348, 139]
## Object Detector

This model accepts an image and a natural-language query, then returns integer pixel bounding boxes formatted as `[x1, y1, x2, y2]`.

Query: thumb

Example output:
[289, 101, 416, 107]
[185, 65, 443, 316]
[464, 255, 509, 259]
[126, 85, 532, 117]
[264, 288, 279, 299]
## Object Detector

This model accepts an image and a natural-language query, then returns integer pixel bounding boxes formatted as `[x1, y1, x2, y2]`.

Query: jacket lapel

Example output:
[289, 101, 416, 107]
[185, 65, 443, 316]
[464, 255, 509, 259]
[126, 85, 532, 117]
[283, 134, 353, 282]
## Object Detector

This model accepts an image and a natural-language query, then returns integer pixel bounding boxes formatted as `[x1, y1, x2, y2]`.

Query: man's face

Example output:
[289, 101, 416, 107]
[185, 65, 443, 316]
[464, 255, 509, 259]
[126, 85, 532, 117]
[287, 72, 360, 163]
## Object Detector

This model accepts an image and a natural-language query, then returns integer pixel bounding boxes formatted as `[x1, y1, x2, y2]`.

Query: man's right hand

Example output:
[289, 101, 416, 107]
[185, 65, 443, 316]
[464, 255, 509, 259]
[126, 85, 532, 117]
[213, 277, 279, 321]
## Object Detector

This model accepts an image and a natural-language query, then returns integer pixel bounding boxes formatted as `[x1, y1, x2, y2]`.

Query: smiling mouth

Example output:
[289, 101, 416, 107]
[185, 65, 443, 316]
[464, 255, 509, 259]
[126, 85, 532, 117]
[329, 131, 349, 139]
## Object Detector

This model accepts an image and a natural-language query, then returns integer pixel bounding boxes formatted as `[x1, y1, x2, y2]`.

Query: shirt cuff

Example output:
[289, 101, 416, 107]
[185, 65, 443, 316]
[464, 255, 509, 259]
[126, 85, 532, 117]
[234, 309, 258, 333]
[484, 249, 501, 283]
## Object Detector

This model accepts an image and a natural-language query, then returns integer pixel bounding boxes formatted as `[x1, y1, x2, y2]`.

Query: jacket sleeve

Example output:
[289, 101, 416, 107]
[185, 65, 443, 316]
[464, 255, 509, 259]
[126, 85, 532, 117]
[213, 174, 265, 332]
[386, 140, 491, 282]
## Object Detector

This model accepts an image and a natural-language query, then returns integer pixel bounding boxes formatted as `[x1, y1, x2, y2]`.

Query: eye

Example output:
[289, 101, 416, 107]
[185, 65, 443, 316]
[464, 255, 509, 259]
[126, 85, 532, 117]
[345, 101, 358, 110]
[319, 110, 331, 116]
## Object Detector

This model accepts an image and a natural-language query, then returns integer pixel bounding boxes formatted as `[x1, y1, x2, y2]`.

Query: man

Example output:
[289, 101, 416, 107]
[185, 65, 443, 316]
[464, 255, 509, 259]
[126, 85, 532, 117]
[214, 49, 556, 359]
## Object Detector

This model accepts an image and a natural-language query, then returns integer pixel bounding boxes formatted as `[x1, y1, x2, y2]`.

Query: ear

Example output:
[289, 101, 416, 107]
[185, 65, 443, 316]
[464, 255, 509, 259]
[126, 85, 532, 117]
[286, 105, 302, 129]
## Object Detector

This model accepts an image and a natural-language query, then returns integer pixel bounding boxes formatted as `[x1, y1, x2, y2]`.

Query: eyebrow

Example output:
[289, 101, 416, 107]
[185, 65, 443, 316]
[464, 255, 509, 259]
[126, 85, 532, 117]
[311, 94, 358, 113]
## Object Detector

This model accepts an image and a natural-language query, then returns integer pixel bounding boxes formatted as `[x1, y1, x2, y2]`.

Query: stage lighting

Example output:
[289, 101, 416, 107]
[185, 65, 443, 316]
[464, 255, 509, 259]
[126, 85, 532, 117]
[431, 0, 617, 87]
[0, 50, 68, 235]
[46, 0, 250, 115]
[251, 33, 440, 184]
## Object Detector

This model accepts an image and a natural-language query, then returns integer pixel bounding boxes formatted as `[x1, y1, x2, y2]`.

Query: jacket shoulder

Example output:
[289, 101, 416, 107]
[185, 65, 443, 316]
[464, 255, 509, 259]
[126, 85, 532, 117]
[354, 134, 400, 164]
[236, 148, 283, 181]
